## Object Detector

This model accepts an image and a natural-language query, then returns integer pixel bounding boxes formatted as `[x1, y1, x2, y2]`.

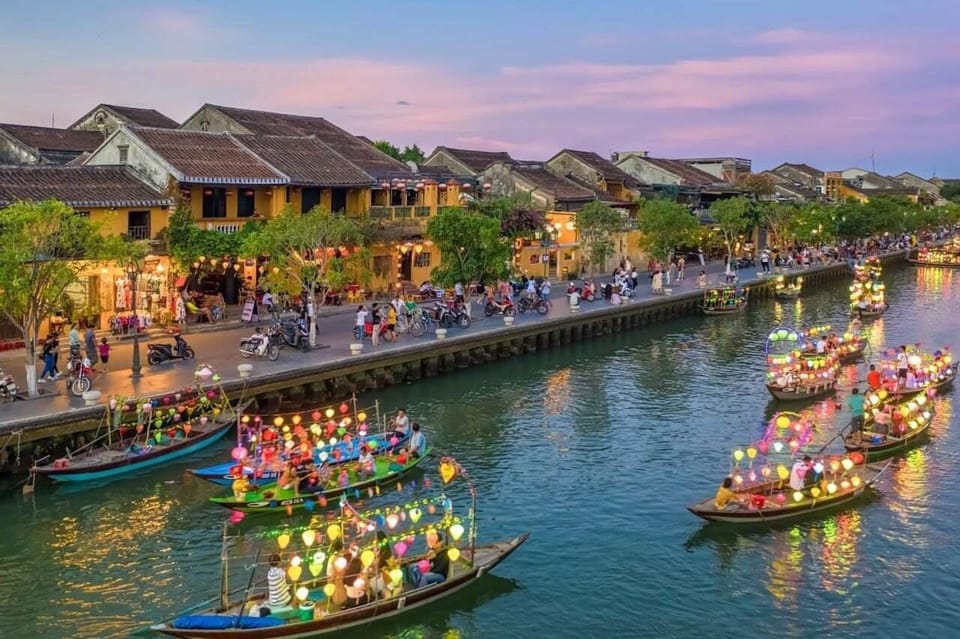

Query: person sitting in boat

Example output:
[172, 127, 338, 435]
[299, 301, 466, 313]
[337, 467, 350, 488]
[409, 529, 449, 588]
[278, 461, 298, 491]
[373, 532, 404, 599]
[357, 445, 376, 479]
[873, 406, 892, 437]
[714, 476, 743, 510]
[267, 553, 292, 609]
[815, 337, 827, 354]
[776, 371, 795, 389]
[298, 461, 322, 493]
[343, 546, 369, 608]
[232, 476, 253, 500]
[905, 368, 918, 389]
[392, 408, 410, 441]
[867, 364, 882, 391]
[789, 456, 813, 491]
[408, 423, 427, 459]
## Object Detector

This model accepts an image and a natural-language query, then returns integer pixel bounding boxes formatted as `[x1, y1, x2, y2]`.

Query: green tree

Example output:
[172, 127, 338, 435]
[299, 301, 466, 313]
[469, 193, 545, 239]
[757, 201, 797, 248]
[164, 203, 259, 272]
[635, 199, 699, 265]
[709, 196, 751, 266]
[0, 200, 124, 396]
[241, 206, 365, 346]
[373, 140, 401, 160]
[372, 140, 425, 164]
[941, 182, 960, 204]
[426, 208, 511, 307]
[577, 201, 626, 275]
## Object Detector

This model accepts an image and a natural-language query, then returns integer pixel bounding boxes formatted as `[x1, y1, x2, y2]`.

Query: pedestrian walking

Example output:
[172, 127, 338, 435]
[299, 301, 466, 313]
[370, 303, 381, 347]
[84, 323, 98, 366]
[98, 338, 111, 373]
[677, 256, 686, 281]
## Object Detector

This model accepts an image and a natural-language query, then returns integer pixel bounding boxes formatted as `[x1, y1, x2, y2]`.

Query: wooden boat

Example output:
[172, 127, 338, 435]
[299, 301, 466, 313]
[191, 432, 409, 487]
[844, 408, 934, 459]
[773, 276, 802, 300]
[688, 461, 889, 524]
[701, 287, 748, 316]
[906, 258, 960, 269]
[209, 449, 431, 514]
[800, 340, 866, 365]
[883, 367, 956, 400]
[766, 379, 838, 401]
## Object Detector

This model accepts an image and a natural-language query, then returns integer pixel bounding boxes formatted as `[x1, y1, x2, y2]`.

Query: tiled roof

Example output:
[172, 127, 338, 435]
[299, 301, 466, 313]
[235, 136, 375, 187]
[205, 104, 408, 176]
[103, 104, 179, 129]
[0, 166, 170, 208]
[773, 162, 823, 178]
[512, 165, 596, 201]
[641, 157, 721, 187]
[553, 149, 645, 187]
[0, 123, 103, 153]
[764, 171, 818, 200]
[432, 147, 514, 173]
[562, 173, 632, 205]
[132, 128, 285, 184]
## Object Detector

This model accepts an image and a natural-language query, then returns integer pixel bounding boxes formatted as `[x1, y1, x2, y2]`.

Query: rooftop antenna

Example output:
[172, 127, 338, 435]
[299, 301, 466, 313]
[51, 113, 55, 127]
[871, 149, 875, 173]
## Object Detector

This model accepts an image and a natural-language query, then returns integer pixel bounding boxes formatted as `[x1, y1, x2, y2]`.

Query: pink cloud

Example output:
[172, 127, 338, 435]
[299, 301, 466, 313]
[749, 28, 810, 44]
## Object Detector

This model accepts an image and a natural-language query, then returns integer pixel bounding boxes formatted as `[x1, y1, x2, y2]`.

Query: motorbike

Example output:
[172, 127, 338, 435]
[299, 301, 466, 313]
[275, 318, 311, 352]
[442, 301, 471, 328]
[484, 298, 516, 317]
[0, 366, 18, 402]
[517, 293, 548, 315]
[146, 332, 195, 365]
[568, 281, 597, 302]
[239, 327, 280, 361]
[66, 346, 95, 396]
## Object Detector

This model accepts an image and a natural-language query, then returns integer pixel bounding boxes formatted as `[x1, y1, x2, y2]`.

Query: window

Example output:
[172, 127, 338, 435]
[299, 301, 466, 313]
[414, 251, 432, 268]
[127, 211, 150, 239]
[373, 255, 393, 277]
[200, 120, 209, 132]
[202, 188, 227, 218]
[118, 145, 128, 164]
[301, 187, 321, 214]
[238, 189, 256, 218]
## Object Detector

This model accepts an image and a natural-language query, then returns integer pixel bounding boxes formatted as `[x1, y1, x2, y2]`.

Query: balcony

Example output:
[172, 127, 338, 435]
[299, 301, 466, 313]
[127, 225, 150, 240]
[369, 206, 428, 220]
[414, 206, 431, 218]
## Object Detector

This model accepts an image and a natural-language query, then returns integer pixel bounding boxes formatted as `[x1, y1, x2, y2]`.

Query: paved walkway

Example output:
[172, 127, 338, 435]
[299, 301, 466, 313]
[0, 259, 773, 430]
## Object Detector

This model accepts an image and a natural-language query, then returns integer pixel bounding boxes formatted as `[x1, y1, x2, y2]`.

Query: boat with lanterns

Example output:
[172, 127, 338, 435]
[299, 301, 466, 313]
[701, 286, 748, 315]
[773, 275, 803, 300]
[844, 389, 935, 459]
[29, 365, 242, 485]
[191, 400, 408, 487]
[872, 346, 956, 400]
[688, 412, 889, 524]
[799, 324, 868, 364]
[764, 327, 841, 401]
[152, 457, 529, 638]
[209, 444, 431, 515]
[907, 247, 960, 268]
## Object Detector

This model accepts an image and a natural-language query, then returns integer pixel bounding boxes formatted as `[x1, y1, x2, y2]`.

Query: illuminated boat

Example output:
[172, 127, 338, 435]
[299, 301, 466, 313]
[153, 457, 528, 638]
[849, 278, 887, 319]
[764, 327, 840, 401]
[907, 246, 960, 268]
[844, 392, 935, 459]
[798, 324, 867, 364]
[872, 347, 956, 400]
[773, 275, 802, 300]
[701, 286, 748, 315]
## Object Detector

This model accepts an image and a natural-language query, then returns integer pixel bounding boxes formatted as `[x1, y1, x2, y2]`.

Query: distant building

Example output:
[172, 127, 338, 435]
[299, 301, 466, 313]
[611, 151, 740, 210]
[422, 146, 515, 177]
[70, 104, 179, 135]
[0, 123, 103, 165]
[672, 156, 752, 183]
[545, 149, 647, 201]
[837, 168, 921, 203]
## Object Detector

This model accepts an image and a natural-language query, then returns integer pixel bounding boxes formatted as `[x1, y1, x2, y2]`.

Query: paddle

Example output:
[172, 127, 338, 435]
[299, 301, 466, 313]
[234, 547, 262, 627]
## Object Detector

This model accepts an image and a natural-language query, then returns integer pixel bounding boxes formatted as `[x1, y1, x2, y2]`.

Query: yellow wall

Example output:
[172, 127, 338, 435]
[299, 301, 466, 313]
[86, 206, 169, 239]
[838, 184, 869, 203]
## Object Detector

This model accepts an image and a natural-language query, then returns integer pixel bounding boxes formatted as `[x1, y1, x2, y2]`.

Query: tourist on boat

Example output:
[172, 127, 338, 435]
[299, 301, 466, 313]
[357, 445, 376, 479]
[873, 406, 892, 436]
[713, 476, 742, 510]
[789, 456, 813, 491]
[696, 271, 707, 288]
[896, 346, 909, 384]
[392, 409, 410, 440]
[815, 336, 827, 354]
[409, 423, 427, 459]
[298, 461, 321, 493]
[279, 461, 298, 491]
[905, 368, 918, 389]
[409, 530, 449, 588]
[867, 364, 882, 391]
[343, 547, 369, 607]
[266, 554, 292, 609]
[848, 388, 866, 437]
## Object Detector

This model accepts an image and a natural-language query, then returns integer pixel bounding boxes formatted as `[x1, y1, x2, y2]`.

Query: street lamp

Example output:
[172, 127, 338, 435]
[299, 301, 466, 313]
[127, 258, 144, 380]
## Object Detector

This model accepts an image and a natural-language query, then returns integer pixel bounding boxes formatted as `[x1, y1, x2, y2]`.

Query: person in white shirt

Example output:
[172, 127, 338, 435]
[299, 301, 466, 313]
[815, 338, 827, 354]
[266, 554, 291, 608]
[392, 409, 410, 440]
[454, 281, 465, 303]
[354, 306, 367, 341]
[896, 346, 909, 386]
[789, 456, 813, 491]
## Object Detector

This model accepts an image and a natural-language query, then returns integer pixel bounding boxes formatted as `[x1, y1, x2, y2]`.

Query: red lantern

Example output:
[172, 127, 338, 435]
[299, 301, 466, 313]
[312, 411, 322, 421]
[339, 403, 349, 415]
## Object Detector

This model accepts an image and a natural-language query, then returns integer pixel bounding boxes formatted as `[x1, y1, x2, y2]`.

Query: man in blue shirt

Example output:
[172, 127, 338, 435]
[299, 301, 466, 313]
[409, 423, 427, 458]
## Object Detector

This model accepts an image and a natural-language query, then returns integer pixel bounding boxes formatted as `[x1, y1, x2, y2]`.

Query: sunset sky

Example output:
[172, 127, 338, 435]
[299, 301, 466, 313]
[2, 0, 958, 175]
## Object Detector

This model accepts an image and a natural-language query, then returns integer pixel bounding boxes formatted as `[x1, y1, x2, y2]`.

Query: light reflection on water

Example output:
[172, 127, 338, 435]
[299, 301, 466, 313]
[0, 264, 955, 639]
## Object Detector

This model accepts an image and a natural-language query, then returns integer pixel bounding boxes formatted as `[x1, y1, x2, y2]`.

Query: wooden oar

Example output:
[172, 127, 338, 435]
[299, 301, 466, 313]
[234, 547, 262, 626]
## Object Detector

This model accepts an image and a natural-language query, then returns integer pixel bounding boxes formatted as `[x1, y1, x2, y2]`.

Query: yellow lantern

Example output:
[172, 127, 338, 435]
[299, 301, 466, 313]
[277, 532, 291, 550]
[302, 529, 316, 547]
[810, 487, 821, 498]
[792, 491, 804, 502]
[826, 482, 838, 494]
[746, 447, 757, 460]
[777, 465, 790, 480]
[296, 586, 309, 601]
[733, 449, 745, 462]
[274, 416, 284, 427]
[409, 508, 422, 523]
[291, 414, 302, 425]
[776, 415, 791, 429]
[308, 562, 323, 577]
[327, 524, 341, 541]
[389, 568, 404, 584]
[449, 523, 465, 541]
[360, 549, 375, 568]
[448, 547, 461, 562]
[325, 408, 335, 419]
[357, 411, 367, 422]
[841, 458, 854, 471]
[323, 583, 336, 597]
[287, 565, 302, 582]
[851, 476, 862, 487]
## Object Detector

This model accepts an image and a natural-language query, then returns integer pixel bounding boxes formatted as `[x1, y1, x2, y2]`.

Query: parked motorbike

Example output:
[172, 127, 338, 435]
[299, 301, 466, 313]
[274, 319, 311, 352]
[439, 301, 471, 328]
[239, 328, 280, 361]
[484, 298, 516, 317]
[0, 366, 18, 402]
[66, 346, 95, 396]
[517, 293, 548, 315]
[146, 332, 196, 365]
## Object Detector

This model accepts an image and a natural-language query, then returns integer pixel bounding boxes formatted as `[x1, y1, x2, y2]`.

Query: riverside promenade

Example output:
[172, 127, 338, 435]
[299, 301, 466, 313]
[0, 253, 873, 445]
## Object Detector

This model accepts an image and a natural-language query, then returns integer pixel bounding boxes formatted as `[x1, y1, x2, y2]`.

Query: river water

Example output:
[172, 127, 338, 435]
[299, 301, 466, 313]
[0, 264, 957, 639]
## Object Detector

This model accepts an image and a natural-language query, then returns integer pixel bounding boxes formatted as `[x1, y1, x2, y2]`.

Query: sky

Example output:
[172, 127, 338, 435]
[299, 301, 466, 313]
[1, 0, 959, 176]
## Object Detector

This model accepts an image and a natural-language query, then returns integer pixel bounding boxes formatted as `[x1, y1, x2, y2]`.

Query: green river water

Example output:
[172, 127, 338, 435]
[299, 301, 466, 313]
[1, 264, 958, 639]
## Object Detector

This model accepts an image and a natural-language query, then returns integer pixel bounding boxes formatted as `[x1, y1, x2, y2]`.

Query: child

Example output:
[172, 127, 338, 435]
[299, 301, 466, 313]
[98, 338, 111, 373]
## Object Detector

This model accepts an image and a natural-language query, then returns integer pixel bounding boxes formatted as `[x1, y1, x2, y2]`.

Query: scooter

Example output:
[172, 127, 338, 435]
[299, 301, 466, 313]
[146, 332, 196, 365]
[484, 298, 516, 317]
[0, 366, 18, 402]
[239, 327, 280, 361]
[65, 346, 95, 396]
[274, 318, 311, 352]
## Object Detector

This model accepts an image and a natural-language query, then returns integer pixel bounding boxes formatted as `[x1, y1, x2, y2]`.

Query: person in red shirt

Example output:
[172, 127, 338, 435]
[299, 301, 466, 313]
[866, 364, 882, 391]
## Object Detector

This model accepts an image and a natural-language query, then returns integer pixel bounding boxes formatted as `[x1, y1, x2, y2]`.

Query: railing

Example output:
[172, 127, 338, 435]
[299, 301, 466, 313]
[414, 206, 431, 218]
[211, 223, 242, 234]
[369, 206, 392, 219]
[127, 225, 150, 240]
[394, 206, 412, 219]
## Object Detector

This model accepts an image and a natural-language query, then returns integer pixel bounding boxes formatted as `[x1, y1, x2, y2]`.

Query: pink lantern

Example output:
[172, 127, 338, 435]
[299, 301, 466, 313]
[775, 493, 786, 505]
[393, 541, 407, 556]
[231, 446, 248, 461]
[389, 436, 399, 447]
[417, 559, 430, 573]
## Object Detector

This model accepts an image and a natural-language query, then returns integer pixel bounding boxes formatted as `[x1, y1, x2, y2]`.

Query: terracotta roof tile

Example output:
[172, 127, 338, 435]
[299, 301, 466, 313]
[0, 123, 103, 153]
[235, 136, 375, 187]
[433, 147, 514, 173]
[132, 128, 285, 184]
[206, 104, 408, 176]
[555, 149, 645, 187]
[640, 157, 721, 187]
[0, 166, 170, 208]
[512, 165, 596, 201]
[103, 104, 179, 129]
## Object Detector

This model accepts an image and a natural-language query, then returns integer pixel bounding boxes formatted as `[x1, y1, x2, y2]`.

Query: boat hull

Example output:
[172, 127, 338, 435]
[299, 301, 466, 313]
[774, 290, 801, 300]
[151, 534, 529, 639]
[843, 416, 933, 459]
[884, 370, 955, 400]
[32, 418, 235, 483]
[688, 463, 888, 525]
[702, 303, 747, 316]
[766, 380, 837, 401]
[906, 258, 960, 269]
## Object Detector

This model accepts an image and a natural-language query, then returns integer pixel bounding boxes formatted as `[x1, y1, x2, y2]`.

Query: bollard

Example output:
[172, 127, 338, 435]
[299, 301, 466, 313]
[435, 328, 448, 340]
